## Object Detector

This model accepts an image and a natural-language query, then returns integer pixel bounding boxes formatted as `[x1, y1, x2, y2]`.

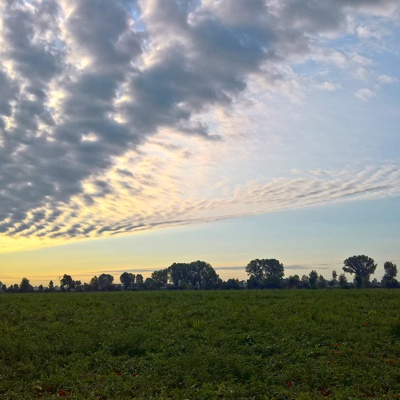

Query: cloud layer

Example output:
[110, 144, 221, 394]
[0, 0, 399, 248]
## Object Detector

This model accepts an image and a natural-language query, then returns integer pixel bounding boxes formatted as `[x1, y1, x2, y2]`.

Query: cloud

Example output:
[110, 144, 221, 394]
[315, 81, 339, 91]
[355, 87, 376, 101]
[0, 0, 399, 249]
[378, 74, 397, 84]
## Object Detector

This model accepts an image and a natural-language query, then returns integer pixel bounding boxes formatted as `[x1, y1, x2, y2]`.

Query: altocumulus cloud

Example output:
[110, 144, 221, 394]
[0, 0, 399, 246]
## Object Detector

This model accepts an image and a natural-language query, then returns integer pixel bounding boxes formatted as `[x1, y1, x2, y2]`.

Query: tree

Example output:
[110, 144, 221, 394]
[382, 261, 399, 288]
[151, 269, 169, 288]
[189, 260, 220, 289]
[338, 273, 349, 289]
[167, 261, 220, 289]
[60, 274, 75, 291]
[75, 280, 83, 292]
[167, 263, 190, 287]
[144, 277, 155, 290]
[0, 281, 2, 292]
[245, 259, 284, 288]
[48, 280, 54, 292]
[308, 270, 318, 289]
[120, 272, 134, 290]
[316, 275, 327, 289]
[221, 278, 242, 290]
[286, 275, 301, 289]
[329, 270, 338, 287]
[19, 277, 34, 293]
[98, 274, 114, 291]
[136, 274, 144, 288]
[1, 284, 7, 292]
[301, 275, 310, 289]
[384, 261, 397, 279]
[89, 276, 100, 291]
[343, 255, 377, 288]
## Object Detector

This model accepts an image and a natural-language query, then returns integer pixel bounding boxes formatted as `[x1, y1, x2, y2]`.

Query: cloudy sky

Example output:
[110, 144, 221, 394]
[0, 0, 399, 285]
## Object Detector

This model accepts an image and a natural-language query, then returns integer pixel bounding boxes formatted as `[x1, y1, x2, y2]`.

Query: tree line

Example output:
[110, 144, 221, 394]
[0, 255, 398, 293]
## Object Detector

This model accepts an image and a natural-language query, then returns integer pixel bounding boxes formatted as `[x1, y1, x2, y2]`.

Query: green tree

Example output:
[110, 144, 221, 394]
[19, 277, 34, 293]
[245, 259, 284, 288]
[48, 280, 54, 292]
[308, 270, 318, 289]
[1, 284, 6, 292]
[343, 255, 377, 288]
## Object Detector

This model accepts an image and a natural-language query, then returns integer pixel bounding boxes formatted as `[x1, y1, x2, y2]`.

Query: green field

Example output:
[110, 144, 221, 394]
[1, 290, 399, 399]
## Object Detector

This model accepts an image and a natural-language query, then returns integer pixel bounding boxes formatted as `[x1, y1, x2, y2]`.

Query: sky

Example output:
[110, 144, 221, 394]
[0, 0, 399, 286]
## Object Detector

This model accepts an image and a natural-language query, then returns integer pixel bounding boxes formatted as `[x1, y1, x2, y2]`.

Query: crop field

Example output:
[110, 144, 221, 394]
[0, 290, 400, 399]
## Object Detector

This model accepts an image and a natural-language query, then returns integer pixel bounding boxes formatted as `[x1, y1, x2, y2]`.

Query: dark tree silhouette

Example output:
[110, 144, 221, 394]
[120, 272, 134, 290]
[89, 276, 100, 291]
[60, 274, 75, 291]
[151, 269, 169, 288]
[221, 278, 242, 290]
[136, 274, 144, 288]
[245, 259, 284, 288]
[287, 275, 301, 289]
[167, 261, 220, 289]
[384, 261, 397, 279]
[382, 261, 399, 288]
[144, 277, 155, 290]
[316, 275, 327, 289]
[308, 270, 318, 289]
[98, 274, 114, 291]
[19, 277, 34, 293]
[343, 255, 377, 288]
[339, 273, 348, 288]
[301, 275, 310, 289]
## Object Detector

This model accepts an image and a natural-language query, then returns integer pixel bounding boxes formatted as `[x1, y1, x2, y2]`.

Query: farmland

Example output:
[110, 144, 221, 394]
[0, 290, 399, 399]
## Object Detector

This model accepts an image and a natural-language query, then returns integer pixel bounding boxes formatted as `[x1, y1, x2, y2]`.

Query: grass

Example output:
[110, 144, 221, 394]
[0, 289, 399, 399]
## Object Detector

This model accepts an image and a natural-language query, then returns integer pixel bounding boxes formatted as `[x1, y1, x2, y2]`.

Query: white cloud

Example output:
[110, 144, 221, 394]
[355, 88, 376, 101]
[315, 81, 339, 91]
[0, 0, 399, 248]
[356, 25, 382, 39]
[378, 74, 397, 84]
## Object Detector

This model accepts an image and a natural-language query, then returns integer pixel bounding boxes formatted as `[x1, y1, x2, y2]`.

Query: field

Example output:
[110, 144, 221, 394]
[0, 290, 400, 399]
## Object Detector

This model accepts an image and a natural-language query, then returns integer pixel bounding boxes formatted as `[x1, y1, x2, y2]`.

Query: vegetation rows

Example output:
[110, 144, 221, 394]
[0, 290, 400, 399]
